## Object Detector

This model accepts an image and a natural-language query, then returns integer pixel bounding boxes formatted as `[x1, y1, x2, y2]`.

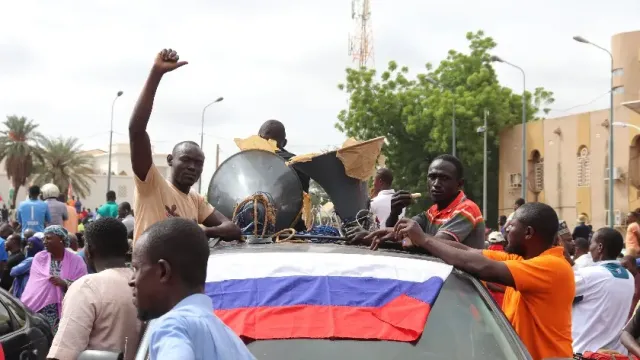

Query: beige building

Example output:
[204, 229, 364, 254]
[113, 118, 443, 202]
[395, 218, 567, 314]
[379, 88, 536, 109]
[0, 143, 170, 211]
[499, 30, 640, 231]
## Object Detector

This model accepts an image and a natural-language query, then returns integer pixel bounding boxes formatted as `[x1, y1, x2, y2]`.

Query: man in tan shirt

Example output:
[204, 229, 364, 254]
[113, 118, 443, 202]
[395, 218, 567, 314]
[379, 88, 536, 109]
[129, 48, 241, 242]
[47, 217, 141, 360]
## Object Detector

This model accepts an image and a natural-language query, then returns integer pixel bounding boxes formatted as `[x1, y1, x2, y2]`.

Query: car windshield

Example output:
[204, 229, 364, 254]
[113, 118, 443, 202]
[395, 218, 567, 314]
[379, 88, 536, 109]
[246, 272, 522, 360]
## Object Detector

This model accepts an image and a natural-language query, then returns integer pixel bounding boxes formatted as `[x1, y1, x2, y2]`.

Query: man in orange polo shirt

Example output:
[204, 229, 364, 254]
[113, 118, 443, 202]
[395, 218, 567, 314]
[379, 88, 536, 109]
[368, 202, 574, 360]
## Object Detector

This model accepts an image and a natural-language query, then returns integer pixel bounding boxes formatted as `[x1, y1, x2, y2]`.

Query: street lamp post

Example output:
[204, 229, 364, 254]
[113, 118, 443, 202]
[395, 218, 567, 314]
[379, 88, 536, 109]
[426, 77, 457, 157]
[574, 35, 615, 228]
[490, 56, 527, 200]
[199, 96, 224, 193]
[613, 122, 640, 132]
[477, 110, 489, 217]
[107, 90, 124, 193]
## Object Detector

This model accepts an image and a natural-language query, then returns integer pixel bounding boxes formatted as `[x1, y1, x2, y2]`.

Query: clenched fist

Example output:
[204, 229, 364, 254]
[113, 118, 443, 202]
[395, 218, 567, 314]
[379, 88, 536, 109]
[152, 48, 188, 75]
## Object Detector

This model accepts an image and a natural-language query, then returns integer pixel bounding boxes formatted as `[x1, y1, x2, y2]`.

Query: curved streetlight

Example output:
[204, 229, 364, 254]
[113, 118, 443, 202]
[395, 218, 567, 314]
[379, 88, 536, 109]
[107, 90, 124, 193]
[574, 35, 615, 227]
[199, 96, 224, 193]
[491, 55, 527, 200]
[426, 77, 457, 157]
[613, 122, 640, 132]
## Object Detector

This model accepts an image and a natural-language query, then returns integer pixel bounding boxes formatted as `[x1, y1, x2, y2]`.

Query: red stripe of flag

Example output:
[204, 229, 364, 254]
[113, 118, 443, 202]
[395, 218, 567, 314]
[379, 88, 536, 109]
[215, 294, 431, 342]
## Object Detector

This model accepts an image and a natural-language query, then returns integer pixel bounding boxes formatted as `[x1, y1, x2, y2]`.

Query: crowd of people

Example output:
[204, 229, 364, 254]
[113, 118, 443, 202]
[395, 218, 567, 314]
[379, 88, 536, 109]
[3, 47, 640, 360]
[363, 152, 640, 359]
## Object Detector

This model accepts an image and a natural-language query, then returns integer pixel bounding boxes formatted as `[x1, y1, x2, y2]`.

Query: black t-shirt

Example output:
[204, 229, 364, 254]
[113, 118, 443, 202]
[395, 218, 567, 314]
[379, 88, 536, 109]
[572, 224, 592, 240]
[276, 149, 311, 193]
[1, 252, 25, 290]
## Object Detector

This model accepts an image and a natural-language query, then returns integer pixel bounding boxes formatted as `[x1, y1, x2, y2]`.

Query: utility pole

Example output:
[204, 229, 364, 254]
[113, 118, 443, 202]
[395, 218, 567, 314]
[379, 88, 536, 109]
[215, 144, 220, 169]
[477, 110, 488, 218]
[482, 110, 488, 218]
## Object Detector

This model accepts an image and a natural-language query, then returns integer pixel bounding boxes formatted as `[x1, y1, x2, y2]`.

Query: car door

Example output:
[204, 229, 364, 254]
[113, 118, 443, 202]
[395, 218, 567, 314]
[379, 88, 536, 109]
[0, 296, 35, 360]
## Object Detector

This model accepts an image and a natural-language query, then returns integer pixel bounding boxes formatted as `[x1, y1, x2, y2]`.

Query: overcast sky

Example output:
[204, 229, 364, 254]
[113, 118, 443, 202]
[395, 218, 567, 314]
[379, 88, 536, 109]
[1, 0, 639, 184]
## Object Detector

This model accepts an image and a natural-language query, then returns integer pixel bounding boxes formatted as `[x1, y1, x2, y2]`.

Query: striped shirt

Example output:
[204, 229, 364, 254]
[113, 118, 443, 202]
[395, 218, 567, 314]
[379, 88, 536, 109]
[413, 191, 485, 249]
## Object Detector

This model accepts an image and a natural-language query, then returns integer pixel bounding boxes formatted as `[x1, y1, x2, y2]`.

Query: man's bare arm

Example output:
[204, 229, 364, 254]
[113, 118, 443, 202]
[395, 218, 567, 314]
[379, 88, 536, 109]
[395, 219, 513, 286]
[202, 210, 242, 240]
[129, 49, 188, 181]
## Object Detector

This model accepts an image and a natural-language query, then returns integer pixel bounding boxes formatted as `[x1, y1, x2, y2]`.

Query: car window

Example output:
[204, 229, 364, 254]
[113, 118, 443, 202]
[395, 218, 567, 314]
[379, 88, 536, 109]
[0, 301, 13, 337]
[0, 291, 26, 328]
[246, 273, 523, 360]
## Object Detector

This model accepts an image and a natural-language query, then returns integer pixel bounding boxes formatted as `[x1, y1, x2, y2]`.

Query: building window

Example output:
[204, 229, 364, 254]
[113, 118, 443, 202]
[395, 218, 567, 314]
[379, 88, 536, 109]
[613, 86, 624, 95]
[534, 160, 544, 191]
[117, 185, 127, 198]
[577, 146, 591, 187]
[509, 173, 522, 188]
[613, 68, 624, 76]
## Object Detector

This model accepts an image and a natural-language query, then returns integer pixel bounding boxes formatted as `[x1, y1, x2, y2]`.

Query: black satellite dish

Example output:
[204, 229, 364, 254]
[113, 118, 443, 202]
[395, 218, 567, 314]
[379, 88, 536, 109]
[207, 149, 304, 231]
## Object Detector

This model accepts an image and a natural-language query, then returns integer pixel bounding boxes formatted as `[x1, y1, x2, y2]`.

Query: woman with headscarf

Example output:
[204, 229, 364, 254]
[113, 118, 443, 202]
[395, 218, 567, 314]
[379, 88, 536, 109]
[10, 235, 45, 298]
[20, 225, 87, 333]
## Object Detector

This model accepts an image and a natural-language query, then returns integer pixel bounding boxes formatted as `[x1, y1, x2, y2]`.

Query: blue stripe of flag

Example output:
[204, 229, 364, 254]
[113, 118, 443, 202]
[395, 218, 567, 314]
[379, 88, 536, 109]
[206, 276, 444, 310]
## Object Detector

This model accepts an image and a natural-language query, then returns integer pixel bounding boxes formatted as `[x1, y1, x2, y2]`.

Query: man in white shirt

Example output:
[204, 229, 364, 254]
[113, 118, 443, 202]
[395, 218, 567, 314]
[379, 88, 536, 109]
[118, 202, 135, 237]
[572, 227, 635, 355]
[369, 168, 404, 227]
[573, 237, 595, 269]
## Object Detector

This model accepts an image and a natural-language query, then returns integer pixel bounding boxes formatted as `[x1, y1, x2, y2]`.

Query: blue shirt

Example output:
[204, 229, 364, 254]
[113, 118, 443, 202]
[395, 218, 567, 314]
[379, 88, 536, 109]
[10, 257, 32, 298]
[0, 238, 7, 262]
[149, 294, 255, 360]
[17, 199, 50, 235]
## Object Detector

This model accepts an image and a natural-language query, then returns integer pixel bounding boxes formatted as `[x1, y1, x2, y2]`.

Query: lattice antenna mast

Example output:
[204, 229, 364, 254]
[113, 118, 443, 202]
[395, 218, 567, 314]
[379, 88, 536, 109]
[348, 0, 374, 68]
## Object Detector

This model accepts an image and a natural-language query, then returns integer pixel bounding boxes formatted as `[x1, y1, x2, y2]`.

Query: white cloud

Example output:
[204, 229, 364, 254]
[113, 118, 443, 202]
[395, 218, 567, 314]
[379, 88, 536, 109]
[1, 0, 639, 185]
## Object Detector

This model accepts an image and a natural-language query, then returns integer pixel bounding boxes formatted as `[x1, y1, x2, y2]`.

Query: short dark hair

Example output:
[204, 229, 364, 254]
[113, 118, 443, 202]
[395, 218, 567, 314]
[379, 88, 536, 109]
[106, 190, 116, 201]
[574, 237, 590, 252]
[85, 217, 129, 258]
[594, 227, 624, 259]
[376, 168, 393, 186]
[499, 215, 507, 225]
[258, 120, 286, 147]
[515, 198, 525, 206]
[119, 201, 132, 212]
[141, 218, 209, 289]
[514, 202, 559, 246]
[172, 141, 200, 155]
[28, 186, 40, 198]
[432, 154, 463, 179]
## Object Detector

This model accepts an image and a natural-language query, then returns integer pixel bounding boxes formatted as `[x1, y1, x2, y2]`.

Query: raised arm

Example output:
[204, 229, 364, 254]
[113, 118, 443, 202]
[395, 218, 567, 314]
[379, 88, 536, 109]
[129, 49, 188, 180]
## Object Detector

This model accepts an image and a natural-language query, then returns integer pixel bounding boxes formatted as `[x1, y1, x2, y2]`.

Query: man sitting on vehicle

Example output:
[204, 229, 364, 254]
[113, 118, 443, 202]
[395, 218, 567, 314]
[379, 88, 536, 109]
[572, 227, 634, 355]
[348, 154, 485, 249]
[258, 119, 310, 193]
[368, 202, 574, 360]
[128, 48, 241, 242]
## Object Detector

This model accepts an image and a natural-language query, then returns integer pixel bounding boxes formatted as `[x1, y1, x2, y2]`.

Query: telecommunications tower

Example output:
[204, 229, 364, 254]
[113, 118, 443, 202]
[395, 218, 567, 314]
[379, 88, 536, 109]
[348, 0, 374, 68]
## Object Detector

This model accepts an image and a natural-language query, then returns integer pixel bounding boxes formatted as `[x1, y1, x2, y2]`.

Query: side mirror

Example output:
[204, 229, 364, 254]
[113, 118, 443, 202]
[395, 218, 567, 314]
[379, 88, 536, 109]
[77, 350, 123, 360]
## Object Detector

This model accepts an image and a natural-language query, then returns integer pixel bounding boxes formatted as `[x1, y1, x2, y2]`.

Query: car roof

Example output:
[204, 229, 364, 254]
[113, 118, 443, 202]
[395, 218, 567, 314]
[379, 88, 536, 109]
[210, 240, 469, 275]
[212, 241, 439, 259]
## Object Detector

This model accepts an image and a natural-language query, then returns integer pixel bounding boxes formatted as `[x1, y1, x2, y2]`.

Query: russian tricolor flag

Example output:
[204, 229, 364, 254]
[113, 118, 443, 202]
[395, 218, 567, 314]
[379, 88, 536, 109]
[206, 252, 452, 342]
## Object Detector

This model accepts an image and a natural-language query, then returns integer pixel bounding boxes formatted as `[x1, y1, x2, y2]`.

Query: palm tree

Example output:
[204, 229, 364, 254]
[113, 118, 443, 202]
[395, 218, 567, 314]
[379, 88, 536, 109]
[0, 116, 43, 208]
[32, 137, 95, 199]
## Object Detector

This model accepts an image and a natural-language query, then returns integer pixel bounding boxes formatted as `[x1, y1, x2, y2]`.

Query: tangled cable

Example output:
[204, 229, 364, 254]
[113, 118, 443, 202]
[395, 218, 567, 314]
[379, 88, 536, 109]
[232, 191, 277, 238]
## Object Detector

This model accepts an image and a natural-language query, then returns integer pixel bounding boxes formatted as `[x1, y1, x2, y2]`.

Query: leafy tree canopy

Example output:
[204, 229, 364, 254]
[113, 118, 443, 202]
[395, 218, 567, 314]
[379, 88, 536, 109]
[336, 30, 554, 225]
[32, 137, 95, 199]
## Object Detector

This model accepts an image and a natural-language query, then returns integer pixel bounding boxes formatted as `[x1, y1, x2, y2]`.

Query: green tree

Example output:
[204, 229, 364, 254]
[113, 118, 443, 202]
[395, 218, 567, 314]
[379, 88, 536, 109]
[0, 116, 43, 208]
[32, 137, 95, 199]
[336, 30, 554, 227]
